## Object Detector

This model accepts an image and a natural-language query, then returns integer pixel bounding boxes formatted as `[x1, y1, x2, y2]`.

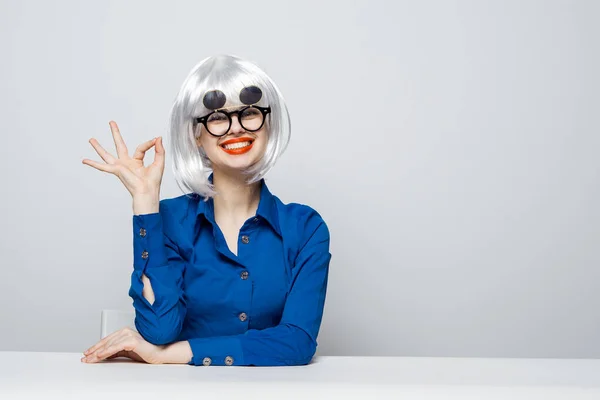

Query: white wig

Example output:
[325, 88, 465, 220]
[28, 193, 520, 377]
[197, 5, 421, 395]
[168, 54, 291, 199]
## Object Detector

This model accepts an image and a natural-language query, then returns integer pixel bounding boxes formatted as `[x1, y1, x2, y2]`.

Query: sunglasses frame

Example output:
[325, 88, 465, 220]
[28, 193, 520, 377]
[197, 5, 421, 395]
[195, 105, 271, 137]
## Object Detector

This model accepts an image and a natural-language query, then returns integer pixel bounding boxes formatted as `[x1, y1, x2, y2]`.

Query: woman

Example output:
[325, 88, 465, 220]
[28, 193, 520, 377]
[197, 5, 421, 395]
[80, 54, 331, 366]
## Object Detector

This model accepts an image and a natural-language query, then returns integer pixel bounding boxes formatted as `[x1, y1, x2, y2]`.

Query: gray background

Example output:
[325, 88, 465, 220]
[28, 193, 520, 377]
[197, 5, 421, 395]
[1, 0, 598, 358]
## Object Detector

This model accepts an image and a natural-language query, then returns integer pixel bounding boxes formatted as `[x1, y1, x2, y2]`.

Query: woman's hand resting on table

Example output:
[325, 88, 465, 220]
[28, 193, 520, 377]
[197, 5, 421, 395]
[82, 121, 165, 214]
[81, 327, 164, 364]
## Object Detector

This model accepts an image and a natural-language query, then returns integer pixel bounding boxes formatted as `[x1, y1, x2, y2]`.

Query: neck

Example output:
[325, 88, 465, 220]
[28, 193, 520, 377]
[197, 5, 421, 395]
[211, 169, 261, 221]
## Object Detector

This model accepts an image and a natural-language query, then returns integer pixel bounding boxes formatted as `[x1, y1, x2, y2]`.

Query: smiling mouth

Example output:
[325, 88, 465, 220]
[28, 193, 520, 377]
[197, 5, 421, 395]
[220, 139, 255, 155]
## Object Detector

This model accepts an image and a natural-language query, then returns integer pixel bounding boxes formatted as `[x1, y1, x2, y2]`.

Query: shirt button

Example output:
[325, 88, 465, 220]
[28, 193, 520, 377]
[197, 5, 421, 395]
[238, 312, 247, 322]
[139, 228, 146, 237]
[253, 217, 259, 223]
[241, 235, 250, 244]
[240, 271, 249, 280]
[202, 357, 212, 366]
[141, 250, 149, 259]
[224, 356, 234, 366]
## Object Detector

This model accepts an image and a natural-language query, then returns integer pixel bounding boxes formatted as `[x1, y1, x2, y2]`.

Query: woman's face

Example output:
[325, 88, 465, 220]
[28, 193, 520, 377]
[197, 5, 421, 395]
[195, 107, 268, 173]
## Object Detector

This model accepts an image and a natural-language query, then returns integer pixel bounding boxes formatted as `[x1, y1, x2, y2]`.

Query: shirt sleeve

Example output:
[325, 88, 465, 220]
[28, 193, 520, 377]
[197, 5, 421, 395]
[187, 212, 331, 366]
[128, 208, 187, 345]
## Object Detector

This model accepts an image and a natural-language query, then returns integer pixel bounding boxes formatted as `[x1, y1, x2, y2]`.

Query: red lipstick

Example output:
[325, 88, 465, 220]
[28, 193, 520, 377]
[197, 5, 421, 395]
[219, 137, 255, 155]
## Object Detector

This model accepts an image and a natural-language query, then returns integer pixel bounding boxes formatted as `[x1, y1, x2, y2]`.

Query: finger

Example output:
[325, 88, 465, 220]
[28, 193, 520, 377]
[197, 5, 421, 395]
[87, 344, 122, 363]
[133, 137, 157, 161]
[152, 136, 165, 167]
[83, 329, 123, 356]
[88, 138, 117, 164]
[83, 350, 124, 363]
[85, 340, 120, 363]
[81, 159, 118, 174]
[86, 331, 125, 361]
[93, 338, 135, 363]
[83, 334, 115, 357]
[99, 331, 128, 355]
[107, 350, 127, 360]
[86, 326, 137, 361]
[109, 121, 129, 158]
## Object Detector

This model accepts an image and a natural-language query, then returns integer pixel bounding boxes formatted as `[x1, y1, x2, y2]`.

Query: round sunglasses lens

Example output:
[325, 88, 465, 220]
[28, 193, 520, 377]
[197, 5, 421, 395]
[240, 107, 264, 131]
[206, 112, 229, 135]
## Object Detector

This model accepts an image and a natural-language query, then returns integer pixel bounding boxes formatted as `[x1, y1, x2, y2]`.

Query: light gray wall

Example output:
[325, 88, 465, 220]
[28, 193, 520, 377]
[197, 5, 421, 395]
[1, 0, 598, 358]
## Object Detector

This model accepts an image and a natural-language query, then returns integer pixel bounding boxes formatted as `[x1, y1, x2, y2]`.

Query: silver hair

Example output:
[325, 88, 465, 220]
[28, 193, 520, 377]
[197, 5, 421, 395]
[169, 54, 291, 199]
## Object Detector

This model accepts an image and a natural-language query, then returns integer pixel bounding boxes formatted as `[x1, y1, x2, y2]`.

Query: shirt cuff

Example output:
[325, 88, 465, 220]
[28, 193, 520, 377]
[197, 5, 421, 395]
[187, 336, 245, 366]
[132, 213, 169, 272]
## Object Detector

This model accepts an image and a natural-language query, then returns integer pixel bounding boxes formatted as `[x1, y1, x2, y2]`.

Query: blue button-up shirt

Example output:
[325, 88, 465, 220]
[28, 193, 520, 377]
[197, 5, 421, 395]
[128, 179, 331, 366]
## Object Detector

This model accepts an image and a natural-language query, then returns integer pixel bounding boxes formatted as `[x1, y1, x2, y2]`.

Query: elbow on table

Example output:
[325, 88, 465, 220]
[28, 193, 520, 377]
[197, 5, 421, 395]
[249, 324, 318, 366]
[269, 343, 316, 366]
[287, 333, 317, 366]
[293, 348, 317, 366]
[292, 324, 319, 363]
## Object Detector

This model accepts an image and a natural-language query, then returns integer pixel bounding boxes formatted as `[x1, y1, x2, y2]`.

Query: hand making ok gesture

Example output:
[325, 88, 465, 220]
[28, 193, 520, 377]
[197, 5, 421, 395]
[82, 121, 165, 198]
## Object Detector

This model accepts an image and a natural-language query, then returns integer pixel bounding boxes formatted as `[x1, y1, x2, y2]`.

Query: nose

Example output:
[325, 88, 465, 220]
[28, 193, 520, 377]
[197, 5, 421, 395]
[229, 115, 245, 134]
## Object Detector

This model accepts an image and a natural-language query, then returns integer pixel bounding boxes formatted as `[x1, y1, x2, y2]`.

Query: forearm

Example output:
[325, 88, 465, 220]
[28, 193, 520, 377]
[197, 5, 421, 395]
[129, 204, 187, 345]
[159, 341, 193, 364]
[184, 324, 316, 366]
[133, 193, 160, 305]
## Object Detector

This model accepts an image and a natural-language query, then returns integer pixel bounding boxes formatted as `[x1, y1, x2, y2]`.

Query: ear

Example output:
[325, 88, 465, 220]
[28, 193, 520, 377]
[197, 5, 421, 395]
[194, 132, 202, 147]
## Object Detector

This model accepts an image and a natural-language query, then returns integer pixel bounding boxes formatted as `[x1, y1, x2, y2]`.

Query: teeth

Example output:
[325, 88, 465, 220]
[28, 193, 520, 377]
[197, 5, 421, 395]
[223, 141, 252, 150]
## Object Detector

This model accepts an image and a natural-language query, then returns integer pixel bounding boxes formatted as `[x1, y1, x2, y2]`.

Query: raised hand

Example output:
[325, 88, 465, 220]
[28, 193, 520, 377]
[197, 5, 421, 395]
[82, 121, 165, 198]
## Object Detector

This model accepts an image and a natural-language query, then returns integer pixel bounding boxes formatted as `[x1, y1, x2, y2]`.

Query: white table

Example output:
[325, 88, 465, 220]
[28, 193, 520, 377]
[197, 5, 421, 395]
[1, 352, 600, 399]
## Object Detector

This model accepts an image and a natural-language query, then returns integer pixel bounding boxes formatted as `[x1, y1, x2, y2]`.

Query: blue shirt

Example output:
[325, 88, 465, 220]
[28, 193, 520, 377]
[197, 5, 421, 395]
[128, 179, 331, 366]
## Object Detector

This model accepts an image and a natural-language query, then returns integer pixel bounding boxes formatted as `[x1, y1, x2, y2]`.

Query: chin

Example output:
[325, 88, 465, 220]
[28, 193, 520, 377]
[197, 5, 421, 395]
[218, 155, 261, 172]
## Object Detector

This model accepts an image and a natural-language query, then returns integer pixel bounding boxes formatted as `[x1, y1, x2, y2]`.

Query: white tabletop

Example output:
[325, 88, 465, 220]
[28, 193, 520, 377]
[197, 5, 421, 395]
[1, 352, 600, 399]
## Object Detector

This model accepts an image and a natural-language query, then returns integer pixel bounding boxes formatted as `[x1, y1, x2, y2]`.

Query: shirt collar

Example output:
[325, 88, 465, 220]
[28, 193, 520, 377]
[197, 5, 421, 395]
[195, 174, 281, 236]
[256, 179, 281, 236]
